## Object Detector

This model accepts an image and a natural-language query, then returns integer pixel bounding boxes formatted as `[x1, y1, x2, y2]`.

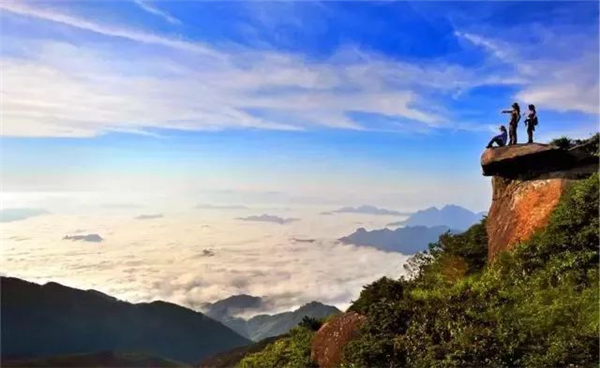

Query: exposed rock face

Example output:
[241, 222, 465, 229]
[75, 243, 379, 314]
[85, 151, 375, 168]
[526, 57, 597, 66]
[482, 143, 598, 261]
[486, 176, 572, 260]
[311, 312, 366, 368]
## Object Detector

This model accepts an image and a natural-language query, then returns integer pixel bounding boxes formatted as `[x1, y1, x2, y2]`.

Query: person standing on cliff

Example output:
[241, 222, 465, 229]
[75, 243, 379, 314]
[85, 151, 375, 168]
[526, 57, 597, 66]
[502, 102, 521, 145]
[523, 104, 537, 144]
[487, 125, 508, 148]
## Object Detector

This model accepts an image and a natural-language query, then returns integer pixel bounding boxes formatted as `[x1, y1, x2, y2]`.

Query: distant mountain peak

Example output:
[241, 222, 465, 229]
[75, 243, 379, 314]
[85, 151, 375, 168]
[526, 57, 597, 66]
[340, 225, 453, 254]
[205, 295, 341, 341]
[392, 204, 484, 231]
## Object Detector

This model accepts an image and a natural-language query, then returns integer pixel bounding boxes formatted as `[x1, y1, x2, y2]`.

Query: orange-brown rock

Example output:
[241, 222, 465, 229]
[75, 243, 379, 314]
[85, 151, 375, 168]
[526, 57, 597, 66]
[486, 176, 572, 260]
[311, 312, 366, 368]
[482, 143, 598, 261]
[481, 143, 591, 178]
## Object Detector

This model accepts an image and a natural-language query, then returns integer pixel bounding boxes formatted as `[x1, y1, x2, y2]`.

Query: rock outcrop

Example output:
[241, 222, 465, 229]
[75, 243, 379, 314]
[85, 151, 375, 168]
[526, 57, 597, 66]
[311, 312, 366, 368]
[482, 143, 598, 261]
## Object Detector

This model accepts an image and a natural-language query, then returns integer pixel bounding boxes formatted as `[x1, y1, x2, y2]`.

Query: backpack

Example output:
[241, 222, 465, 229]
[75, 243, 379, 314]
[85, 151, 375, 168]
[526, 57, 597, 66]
[533, 115, 538, 126]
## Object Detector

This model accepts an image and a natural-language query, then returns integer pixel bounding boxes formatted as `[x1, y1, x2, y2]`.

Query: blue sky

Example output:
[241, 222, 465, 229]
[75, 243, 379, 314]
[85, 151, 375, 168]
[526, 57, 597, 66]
[1, 1, 598, 211]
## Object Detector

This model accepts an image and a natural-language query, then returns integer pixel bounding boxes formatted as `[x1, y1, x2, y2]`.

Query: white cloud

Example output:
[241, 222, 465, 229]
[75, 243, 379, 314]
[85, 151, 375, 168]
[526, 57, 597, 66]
[456, 29, 599, 116]
[0, 40, 472, 136]
[0, 1, 217, 56]
[133, 0, 182, 25]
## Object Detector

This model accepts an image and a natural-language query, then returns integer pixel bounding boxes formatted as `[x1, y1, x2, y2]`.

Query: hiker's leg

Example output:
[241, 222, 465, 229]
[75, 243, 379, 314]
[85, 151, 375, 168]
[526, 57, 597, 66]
[527, 128, 533, 143]
[487, 137, 503, 148]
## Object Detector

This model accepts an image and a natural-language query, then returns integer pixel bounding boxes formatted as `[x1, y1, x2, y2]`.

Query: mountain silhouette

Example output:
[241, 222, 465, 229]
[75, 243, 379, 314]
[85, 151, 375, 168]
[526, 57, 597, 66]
[339, 225, 454, 254]
[388, 205, 484, 230]
[205, 297, 340, 341]
[1, 277, 250, 365]
[2, 351, 188, 368]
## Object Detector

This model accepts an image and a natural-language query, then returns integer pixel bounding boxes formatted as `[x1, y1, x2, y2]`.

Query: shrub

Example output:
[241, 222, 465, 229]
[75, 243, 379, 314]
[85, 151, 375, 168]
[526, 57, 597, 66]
[237, 326, 318, 368]
[549, 136, 573, 149]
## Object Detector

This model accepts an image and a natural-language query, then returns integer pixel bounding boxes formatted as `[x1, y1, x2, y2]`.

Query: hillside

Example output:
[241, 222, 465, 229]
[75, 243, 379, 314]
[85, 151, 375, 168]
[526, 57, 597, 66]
[245, 302, 341, 341]
[1, 351, 189, 368]
[1, 277, 250, 365]
[233, 140, 600, 368]
[205, 298, 341, 341]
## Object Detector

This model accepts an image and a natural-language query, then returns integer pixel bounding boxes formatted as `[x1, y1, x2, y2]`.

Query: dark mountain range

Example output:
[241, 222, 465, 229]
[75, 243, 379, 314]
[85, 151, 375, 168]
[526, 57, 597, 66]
[2, 351, 189, 368]
[339, 225, 454, 254]
[388, 204, 484, 230]
[204, 297, 340, 341]
[0, 277, 250, 365]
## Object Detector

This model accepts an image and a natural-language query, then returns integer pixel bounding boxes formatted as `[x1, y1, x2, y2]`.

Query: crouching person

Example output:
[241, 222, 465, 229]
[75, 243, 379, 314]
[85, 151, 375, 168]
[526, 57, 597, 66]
[487, 125, 508, 148]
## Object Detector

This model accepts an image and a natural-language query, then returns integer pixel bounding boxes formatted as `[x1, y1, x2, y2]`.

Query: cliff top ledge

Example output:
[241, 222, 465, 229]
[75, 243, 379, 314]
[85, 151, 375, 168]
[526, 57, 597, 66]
[481, 142, 598, 179]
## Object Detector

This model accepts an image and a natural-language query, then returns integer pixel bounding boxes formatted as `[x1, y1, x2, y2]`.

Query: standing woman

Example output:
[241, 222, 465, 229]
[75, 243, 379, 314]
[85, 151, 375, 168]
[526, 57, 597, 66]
[524, 104, 537, 144]
[502, 102, 521, 145]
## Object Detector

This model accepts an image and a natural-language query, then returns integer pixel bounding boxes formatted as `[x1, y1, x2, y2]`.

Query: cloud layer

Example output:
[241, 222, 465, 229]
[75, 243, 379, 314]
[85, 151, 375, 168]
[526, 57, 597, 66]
[1, 205, 409, 313]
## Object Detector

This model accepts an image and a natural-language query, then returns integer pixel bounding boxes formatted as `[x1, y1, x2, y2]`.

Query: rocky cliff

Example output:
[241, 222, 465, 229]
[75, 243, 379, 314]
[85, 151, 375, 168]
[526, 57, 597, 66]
[481, 142, 598, 261]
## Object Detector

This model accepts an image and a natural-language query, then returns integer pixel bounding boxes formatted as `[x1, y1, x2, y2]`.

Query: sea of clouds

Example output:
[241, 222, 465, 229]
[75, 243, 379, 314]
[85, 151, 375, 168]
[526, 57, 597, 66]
[1, 192, 411, 315]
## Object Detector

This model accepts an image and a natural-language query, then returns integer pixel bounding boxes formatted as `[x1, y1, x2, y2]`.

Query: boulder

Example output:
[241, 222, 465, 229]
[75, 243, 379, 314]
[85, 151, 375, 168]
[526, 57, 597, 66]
[482, 143, 598, 261]
[311, 312, 366, 368]
[481, 143, 596, 178]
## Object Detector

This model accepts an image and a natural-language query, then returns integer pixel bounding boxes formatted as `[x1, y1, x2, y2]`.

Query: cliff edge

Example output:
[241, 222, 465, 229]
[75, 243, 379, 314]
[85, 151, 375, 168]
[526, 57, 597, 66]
[481, 142, 598, 261]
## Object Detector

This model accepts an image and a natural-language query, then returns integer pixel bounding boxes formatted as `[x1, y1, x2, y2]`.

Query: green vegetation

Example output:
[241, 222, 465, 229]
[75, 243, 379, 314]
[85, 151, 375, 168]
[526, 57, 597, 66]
[345, 173, 599, 368]
[549, 133, 599, 155]
[237, 325, 318, 368]
[235, 173, 599, 368]
[1, 351, 189, 368]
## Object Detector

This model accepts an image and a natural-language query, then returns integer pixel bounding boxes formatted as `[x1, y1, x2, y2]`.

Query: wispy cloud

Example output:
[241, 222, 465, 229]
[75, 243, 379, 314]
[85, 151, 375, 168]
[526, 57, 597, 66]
[0, 2, 596, 138]
[133, 0, 182, 25]
[0, 1, 216, 56]
[456, 29, 599, 115]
